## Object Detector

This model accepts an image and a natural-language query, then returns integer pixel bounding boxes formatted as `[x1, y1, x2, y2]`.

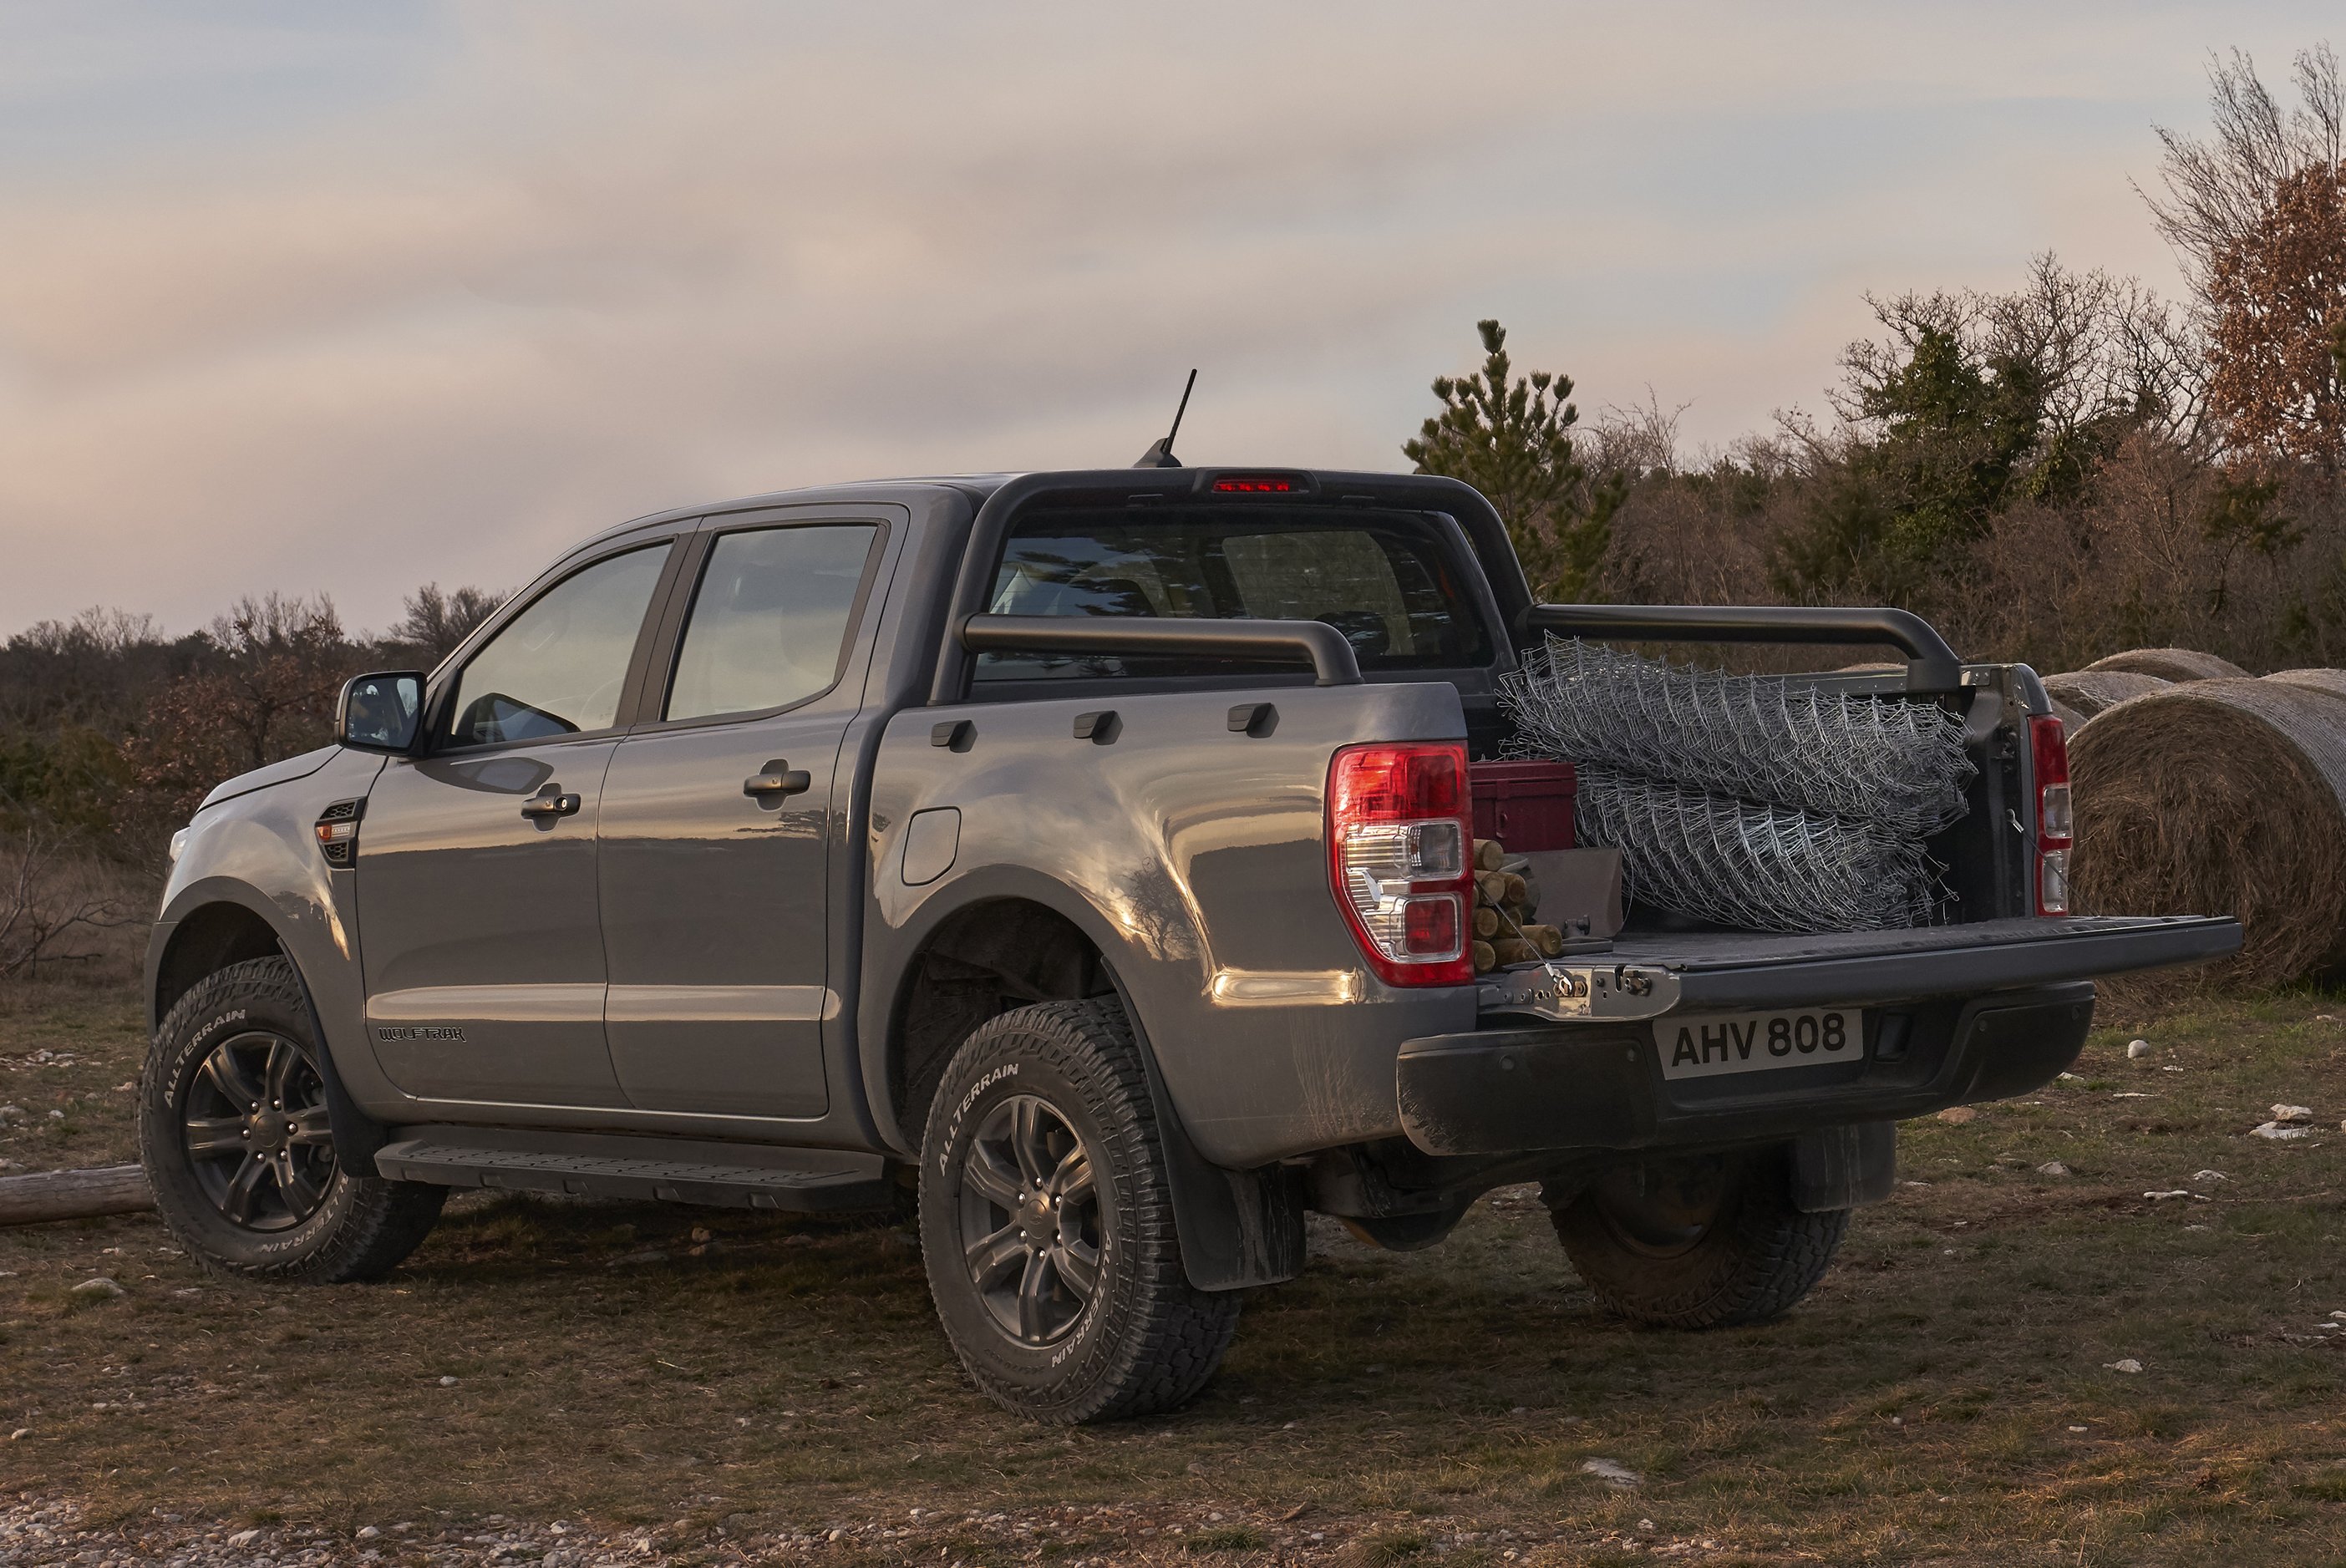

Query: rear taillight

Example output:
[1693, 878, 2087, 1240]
[2029, 714, 2072, 916]
[1327, 742, 1474, 987]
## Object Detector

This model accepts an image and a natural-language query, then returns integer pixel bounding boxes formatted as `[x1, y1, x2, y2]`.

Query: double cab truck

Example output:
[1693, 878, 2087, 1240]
[142, 465, 2239, 1422]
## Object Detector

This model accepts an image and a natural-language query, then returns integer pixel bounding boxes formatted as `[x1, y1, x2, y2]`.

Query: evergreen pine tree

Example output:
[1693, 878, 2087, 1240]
[1404, 319, 1622, 601]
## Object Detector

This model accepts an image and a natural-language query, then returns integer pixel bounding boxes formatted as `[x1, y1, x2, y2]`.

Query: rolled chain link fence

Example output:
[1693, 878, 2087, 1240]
[1501, 638, 1977, 933]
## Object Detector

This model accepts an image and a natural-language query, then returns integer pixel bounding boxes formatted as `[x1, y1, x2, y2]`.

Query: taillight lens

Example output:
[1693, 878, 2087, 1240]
[1327, 743, 1474, 987]
[2039, 849, 2070, 916]
[2029, 714, 2072, 915]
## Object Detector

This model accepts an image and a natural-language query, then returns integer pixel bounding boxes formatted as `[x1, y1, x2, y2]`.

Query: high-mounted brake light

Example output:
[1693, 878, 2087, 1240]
[1327, 742, 1474, 987]
[1210, 474, 1299, 493]
[2029, 714, 2072, 916]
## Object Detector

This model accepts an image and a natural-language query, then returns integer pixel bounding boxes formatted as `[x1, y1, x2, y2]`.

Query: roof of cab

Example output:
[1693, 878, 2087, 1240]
[575, 474, 1020, 552]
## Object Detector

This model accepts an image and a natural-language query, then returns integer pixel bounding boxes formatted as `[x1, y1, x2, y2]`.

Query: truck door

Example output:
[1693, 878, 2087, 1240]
[597, 519, 886, 1119]
[357, 540, 678, 1107]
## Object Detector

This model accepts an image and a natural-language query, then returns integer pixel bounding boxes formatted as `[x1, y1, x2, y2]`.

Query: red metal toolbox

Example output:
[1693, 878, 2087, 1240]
[1469, 760, 1577, 851]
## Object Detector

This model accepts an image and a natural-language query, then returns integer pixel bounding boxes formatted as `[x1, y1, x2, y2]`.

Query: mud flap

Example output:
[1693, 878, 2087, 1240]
[1113, 984, 1305, 1291]
[1790, 1121, 1897, 1212]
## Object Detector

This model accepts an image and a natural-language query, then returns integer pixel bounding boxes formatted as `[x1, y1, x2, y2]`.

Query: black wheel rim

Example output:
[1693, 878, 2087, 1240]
[1590, 1154, 1733, 1258]
[180, 1029, 338, 1232]
[957, 1094, 1102, 1347]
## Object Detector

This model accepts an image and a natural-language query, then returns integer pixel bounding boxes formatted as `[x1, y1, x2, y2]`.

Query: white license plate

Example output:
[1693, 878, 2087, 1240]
[1658, 1007, 1863, 1080]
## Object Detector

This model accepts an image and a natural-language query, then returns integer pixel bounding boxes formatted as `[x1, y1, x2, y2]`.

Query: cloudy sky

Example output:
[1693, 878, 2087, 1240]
[0, 3, 2334, 636]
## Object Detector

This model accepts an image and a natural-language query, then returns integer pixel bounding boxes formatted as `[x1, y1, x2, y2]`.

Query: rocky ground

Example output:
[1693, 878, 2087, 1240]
[1, 1495, 1718, 1565]
[6, 990, 2346, 1564]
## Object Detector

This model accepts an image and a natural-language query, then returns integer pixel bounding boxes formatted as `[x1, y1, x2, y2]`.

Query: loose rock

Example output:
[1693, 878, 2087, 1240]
[2127, 1038, 2152, 1059]
[2106, 1358, 2144, 1373]
[68, 1277, 124, 1301]
[2037, 1160, 2069, 1176]
[1582, 1458, 1642, 1488]
[2272, 1104, 2315, 1123]
[2252, 1122, 2315, 1140]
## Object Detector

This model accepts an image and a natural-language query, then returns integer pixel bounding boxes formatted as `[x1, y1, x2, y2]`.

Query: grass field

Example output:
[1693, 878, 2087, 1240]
[3, 985, 2345, 1565]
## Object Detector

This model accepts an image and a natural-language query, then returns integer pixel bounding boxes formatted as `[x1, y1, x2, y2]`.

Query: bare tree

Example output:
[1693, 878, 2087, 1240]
[1840, 255, 2201, 449]
[126, 593, 353, 832]
[2142, 45, 2343, 300]
[2141, 47, 2346, 464]
[388, 583, 508, 667]
[1589, 388, 1693, 480]
[0, 820, 132, 982]
[14, 606, 159, 655]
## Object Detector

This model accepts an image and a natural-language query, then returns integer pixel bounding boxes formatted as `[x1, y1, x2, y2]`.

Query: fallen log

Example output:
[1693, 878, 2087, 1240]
[0, 1165, 153, 1225]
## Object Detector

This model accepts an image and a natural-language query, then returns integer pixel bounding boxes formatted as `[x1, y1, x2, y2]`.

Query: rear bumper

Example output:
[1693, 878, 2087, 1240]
[1398, 982, 2095, 1157]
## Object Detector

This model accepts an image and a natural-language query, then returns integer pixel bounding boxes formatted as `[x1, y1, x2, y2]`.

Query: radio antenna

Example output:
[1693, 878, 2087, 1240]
[1132, 368, 1197, 469]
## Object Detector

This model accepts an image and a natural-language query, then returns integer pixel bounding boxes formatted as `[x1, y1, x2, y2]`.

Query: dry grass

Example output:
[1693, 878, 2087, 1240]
[3, 987, 2346, 1564]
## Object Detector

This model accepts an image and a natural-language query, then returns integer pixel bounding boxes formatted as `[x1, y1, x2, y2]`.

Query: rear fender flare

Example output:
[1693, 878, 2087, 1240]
[871, 866, 1298, 1291]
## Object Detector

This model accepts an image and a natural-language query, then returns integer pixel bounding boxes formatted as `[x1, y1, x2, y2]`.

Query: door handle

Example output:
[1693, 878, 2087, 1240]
[520, 791, 582, 820]
[743, 769, 813, 799]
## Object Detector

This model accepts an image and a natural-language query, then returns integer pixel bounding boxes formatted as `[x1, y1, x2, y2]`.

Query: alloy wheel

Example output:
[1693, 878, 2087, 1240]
[957, 1094, 1103, 1345]
[179, 1029, 338, 1231]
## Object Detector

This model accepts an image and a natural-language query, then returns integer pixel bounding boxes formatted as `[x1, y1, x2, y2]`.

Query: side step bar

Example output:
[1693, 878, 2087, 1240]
[373, 1125, 898, 1213]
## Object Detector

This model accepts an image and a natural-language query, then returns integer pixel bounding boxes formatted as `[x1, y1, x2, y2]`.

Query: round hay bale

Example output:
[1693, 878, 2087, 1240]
[2081, 647, 2249, 682]
[2069, 677, 2346, 989]
[2047, 697, 2088, 732]
[2044, 670, 2171, 720]
[2264, 668, 2346, 703]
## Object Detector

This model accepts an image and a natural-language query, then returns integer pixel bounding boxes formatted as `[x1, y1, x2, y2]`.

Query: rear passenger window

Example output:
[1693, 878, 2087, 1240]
[976, 509, 1487, 681]
[664, 524, 880, 721]
[445, 544, 670, 748]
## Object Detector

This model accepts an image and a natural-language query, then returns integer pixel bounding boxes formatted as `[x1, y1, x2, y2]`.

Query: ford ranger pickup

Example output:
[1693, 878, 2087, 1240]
[140, 465, 2240, 1422]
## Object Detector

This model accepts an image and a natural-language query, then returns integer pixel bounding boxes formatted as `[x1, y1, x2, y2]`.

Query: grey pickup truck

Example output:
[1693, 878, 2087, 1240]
[140, 464, 2238, 1423]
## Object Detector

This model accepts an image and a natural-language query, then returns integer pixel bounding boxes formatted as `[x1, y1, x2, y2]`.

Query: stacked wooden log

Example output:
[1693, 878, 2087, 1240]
[1470, 837, 1567, 973]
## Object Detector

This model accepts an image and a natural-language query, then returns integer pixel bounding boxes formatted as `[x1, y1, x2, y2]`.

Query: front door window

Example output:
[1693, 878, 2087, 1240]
[447, 546, 670, 747]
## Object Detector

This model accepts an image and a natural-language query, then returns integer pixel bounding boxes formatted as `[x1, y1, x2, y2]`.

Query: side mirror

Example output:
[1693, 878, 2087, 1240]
[338, 671, 425, 754]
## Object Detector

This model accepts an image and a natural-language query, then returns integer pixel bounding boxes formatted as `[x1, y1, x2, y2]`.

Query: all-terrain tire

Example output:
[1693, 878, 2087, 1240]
[917, 998, 1240, 1423]
[1543, 1146, 1846, 1329]
[138, 957, 445, 1282]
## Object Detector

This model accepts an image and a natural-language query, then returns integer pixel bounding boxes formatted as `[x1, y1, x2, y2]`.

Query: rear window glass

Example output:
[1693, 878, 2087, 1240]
[974, 509, 1490, 682]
